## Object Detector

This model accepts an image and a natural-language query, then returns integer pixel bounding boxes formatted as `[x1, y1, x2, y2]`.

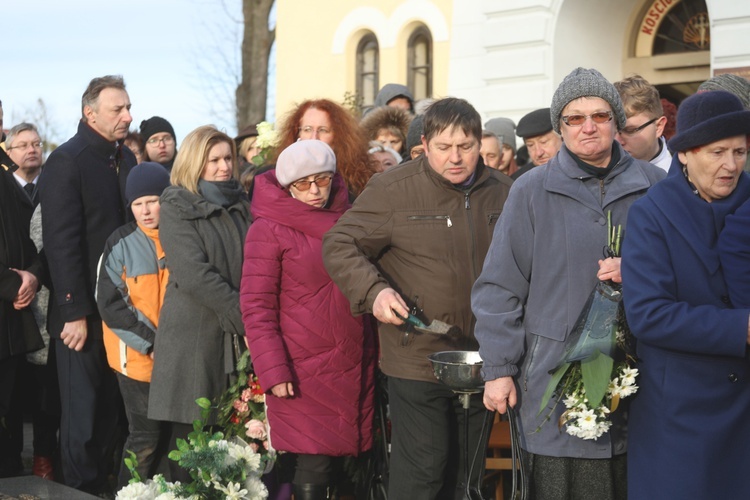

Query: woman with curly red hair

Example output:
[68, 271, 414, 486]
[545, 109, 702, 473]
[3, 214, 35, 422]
[274, 99, 374, 196]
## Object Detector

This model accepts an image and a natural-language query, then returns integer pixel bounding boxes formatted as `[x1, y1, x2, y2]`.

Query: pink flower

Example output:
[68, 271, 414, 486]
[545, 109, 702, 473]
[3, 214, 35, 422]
[249, 442, 259, 452]
[233, 400, 249, 413]
[245, 419, 266, 440]
[241, 388, 253, 402]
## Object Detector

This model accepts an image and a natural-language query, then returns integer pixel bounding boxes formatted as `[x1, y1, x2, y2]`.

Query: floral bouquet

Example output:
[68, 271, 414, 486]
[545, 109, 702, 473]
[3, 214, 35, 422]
[116, 398, 268, 500]
[250, 121, 278, 167]
[215, 350, 275, 466]
[538, 212, 638, 440]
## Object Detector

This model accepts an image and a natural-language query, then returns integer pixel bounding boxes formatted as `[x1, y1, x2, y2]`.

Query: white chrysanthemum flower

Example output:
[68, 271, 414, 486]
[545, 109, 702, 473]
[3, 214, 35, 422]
[619, 384, 638, 397]
[154, 492, 180, 500]
[214, 481, 249, 500]
[116, 482, 156, 500]
[576, 409, 597, 430]
[244, 475, 269, 500]
[563, 394, 579, 408]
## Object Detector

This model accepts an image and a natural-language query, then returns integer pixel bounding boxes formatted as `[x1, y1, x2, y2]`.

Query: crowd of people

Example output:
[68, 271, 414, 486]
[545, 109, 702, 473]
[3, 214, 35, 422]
[0, 68, 749, 500]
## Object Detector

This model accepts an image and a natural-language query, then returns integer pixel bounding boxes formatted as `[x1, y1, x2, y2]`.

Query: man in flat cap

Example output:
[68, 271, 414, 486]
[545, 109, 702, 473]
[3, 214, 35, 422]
[512, 107, 562, 178]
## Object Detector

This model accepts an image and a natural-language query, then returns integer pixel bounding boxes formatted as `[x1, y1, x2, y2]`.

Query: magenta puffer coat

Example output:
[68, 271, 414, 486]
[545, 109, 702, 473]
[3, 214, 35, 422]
[240, 170, 376, 455]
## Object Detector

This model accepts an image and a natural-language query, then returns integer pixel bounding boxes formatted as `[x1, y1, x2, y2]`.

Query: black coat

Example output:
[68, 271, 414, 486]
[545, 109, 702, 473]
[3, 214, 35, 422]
[39, 121, 135, 339]
[0, 169, 43, 360]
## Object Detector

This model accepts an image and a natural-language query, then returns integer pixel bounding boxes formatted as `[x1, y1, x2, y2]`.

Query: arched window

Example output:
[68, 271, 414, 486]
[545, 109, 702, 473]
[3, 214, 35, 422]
[357, 33, 379, 112]
[652, 0, 710, 55]
[408, 26, 432, 101]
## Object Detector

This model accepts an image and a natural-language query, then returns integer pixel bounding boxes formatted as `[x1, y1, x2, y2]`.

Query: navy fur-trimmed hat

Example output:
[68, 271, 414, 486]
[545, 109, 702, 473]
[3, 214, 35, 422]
[668, 90, 750, 153]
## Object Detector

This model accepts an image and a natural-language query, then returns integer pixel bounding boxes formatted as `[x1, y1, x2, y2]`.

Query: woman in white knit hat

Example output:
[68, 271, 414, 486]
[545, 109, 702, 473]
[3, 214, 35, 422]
[240, 140, 376, 499]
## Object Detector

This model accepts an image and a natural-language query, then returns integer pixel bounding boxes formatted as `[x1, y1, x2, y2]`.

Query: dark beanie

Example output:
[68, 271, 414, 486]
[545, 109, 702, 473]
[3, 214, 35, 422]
[140, 116, 175, 141]
[406, 114, 425, 153]
[516, 108, 553, 139]
[126, 162, 171, 205]
[668, 90, 750, 153]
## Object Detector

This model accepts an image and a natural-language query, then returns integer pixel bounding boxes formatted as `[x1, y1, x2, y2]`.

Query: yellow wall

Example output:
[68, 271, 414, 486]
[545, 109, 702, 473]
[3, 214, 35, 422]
[274, 0, 452, 122]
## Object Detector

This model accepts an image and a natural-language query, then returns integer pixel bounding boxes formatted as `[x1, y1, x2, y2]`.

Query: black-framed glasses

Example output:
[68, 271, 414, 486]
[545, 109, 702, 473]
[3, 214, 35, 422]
[290, 174, 333, 192]
[561, 111, 613, 127]
[619, 117, 658, 136]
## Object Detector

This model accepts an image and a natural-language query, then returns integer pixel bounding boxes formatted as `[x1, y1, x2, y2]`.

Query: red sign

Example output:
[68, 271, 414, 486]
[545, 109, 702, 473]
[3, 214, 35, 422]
[641, 0, 677, 36]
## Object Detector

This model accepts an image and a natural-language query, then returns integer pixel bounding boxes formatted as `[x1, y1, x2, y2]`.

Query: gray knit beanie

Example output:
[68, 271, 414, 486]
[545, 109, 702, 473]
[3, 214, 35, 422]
[484, 118, 517, 155]
[550, 68, 627, 134]
[697, 73, 750, 109]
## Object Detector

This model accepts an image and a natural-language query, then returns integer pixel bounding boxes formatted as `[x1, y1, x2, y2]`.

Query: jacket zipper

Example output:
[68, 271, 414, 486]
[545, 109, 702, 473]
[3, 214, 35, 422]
[407, 215, 452, 227]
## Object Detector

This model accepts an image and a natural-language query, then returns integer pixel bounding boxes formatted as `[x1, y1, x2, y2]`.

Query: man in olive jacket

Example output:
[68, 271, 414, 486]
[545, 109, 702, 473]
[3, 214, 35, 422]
[323, 97, 512, 499]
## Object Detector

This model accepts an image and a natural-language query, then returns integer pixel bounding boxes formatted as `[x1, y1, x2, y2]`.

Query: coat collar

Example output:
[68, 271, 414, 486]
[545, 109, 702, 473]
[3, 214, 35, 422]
[544, 143, 655, 215]
[251, 170, 349, 239]
[161, 184, 248, 220]
[649, 155, 750, 273]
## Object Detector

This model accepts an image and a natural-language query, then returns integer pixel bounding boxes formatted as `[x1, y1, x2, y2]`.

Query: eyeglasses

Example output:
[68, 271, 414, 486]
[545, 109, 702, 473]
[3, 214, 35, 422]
[290, 174, 333, 191]
[619, 117, 658, 136]
[7, 141, 43, 151]
[146, 136, 175, 145]
[561, 111, 613, 127]
[298, 126, 332, 137]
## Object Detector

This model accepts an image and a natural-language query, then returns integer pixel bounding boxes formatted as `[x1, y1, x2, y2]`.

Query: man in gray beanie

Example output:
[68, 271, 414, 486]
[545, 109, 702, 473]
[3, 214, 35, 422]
[474, 66, 665, 500]
[483, 117, 518, 175]
[550, 67, 627, 135]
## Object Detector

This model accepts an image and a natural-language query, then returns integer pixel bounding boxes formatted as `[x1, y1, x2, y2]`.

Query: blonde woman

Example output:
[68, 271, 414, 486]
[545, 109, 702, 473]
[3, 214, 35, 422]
[147, 125, 251, 481]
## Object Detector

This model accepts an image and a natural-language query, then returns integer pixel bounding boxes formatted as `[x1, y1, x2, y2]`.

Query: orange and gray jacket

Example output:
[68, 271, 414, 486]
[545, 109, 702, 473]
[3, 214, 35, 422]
[96, 221, 168, 382]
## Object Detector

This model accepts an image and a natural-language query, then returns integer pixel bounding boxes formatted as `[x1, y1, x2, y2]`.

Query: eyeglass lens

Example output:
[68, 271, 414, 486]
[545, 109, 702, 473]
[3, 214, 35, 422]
[563, 112, 612, 126]
[292, 175, 333, 191]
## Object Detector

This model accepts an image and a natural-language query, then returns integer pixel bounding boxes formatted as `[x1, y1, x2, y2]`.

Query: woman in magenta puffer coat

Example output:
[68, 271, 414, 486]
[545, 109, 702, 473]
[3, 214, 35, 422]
[240, 140, 376, 500]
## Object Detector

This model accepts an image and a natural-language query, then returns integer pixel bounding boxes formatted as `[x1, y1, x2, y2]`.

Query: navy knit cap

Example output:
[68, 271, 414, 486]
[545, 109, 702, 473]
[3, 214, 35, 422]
[668, 91, 750, 153]
[126, 162, 171, 205]
[139, 116, 176, 141]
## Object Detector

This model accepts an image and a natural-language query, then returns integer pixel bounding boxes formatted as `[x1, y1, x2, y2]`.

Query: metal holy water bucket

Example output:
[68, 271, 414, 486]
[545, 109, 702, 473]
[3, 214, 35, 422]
[427, 351, 484, 394]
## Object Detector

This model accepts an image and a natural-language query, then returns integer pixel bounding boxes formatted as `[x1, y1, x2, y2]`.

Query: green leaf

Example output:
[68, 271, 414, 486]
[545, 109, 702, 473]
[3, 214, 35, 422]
[168, 450, 182, 461]
[196, 397, 211, 409]
[539, 362, 572, 414]
[580, 350, 613, 408]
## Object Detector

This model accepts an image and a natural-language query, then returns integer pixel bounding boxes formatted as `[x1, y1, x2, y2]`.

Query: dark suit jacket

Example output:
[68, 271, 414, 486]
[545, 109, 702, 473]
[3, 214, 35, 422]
[0, 168, 43, 359]
[38, 121, 135, 339]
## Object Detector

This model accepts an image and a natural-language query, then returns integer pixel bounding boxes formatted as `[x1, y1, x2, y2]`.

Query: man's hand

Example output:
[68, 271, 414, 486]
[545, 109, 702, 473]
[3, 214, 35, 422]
[372, 287, 409, 325]
[597, 257, 622, 283]
[61, 318, 88, 352]
[270, 382, 295, 398]
[483, 376, 517, 414]
[12, 269, 38, 310]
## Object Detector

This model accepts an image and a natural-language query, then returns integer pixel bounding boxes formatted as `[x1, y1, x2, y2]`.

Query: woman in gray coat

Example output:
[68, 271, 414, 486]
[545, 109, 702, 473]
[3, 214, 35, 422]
[147, 125, 251, 481]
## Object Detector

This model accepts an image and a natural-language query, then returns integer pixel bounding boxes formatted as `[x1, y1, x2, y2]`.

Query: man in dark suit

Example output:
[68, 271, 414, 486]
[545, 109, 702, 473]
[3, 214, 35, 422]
[5, 123, 43, 224]
[0, 159, 43, 477]
[39, 75, 136, 495]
